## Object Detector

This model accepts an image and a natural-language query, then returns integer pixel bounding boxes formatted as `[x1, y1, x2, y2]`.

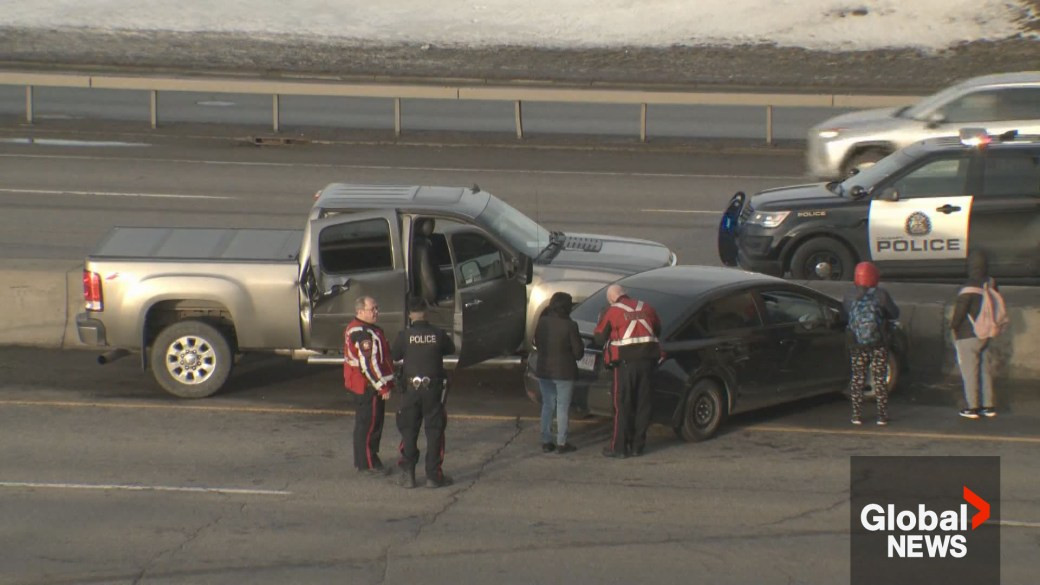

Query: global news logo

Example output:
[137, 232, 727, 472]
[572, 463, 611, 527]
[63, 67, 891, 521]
[859, 486, 990, 559]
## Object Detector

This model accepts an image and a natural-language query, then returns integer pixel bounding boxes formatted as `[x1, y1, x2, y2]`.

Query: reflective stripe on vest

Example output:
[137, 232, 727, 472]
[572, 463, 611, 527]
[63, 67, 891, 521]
[610, 300, 658, 345]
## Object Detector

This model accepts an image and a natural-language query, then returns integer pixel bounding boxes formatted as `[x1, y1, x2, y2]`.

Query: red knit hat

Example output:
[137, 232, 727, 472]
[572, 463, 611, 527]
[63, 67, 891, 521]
[854, 261, 880, 287]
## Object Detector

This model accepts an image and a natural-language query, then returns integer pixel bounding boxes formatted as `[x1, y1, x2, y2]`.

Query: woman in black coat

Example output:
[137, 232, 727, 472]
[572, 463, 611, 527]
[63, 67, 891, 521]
[534, 292, 585, 453]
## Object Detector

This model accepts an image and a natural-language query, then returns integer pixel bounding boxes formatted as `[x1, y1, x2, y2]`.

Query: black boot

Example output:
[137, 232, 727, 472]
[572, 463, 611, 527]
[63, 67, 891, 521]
[398, 465, 417, 489]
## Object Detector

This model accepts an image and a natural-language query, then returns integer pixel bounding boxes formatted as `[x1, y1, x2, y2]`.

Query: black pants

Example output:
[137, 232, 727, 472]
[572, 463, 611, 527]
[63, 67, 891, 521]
[608, 358, 655, 455]
[353, 386, 386, 470]
[396, 380, 448, 482]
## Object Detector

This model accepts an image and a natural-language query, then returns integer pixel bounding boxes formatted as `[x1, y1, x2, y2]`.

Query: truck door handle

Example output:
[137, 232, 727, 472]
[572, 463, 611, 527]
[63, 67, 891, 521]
[464, 299, 482, 309]
[936, 204, 962, 214]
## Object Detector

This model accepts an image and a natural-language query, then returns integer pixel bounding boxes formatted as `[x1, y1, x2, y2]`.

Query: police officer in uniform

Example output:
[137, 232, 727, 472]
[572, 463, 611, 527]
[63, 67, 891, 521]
[344, 295, 395, 474]
[391, 297, 456, 488]
[594, 284, 662, 458]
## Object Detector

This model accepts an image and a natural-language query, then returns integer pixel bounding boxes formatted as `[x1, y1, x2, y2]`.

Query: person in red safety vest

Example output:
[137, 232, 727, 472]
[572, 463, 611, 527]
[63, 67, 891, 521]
[344, 295, 396, 474]
[593, 284, 662, 458]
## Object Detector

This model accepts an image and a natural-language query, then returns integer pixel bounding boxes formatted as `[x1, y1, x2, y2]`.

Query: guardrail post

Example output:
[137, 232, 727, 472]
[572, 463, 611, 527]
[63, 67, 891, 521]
[766, 105, 773, 145]
[272, 94, 280, 132]
[150, 90, 158, 128]
[25, 86, 33, 124]
[515, 100, 524, 139]
[640, 103, 647, 143]
[393, 98, 401, 138]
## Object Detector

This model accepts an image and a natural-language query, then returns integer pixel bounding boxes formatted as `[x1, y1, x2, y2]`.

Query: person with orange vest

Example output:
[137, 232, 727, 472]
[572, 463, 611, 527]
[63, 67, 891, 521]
[594, 284, 662, 458]
[344, 295, 396, 474]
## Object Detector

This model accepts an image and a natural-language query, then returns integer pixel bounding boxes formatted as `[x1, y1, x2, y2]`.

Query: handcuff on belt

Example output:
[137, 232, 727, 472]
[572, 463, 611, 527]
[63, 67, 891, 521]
[410, 376, 432, 390]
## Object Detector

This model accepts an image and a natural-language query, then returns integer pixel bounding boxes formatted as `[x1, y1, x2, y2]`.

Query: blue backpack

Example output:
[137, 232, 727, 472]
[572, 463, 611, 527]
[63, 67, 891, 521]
[848, 288, 884, 345]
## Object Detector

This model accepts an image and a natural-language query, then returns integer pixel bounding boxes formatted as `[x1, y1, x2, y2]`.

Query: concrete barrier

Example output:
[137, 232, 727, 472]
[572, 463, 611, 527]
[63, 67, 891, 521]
[0, 261, 1036, 401]
[804, 281, 1040, 385]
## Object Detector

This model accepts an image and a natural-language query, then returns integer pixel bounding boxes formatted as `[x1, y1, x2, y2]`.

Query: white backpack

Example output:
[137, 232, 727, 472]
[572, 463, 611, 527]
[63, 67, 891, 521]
[958, 279, 1009, 339]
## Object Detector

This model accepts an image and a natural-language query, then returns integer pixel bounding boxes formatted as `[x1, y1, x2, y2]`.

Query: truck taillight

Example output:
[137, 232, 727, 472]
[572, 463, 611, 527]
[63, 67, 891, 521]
[83, 270, 103, 311]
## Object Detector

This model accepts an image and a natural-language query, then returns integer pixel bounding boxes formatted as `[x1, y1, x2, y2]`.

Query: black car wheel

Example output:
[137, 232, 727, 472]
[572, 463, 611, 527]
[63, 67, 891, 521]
[789, 237, 855, 280]
[842, 148, 890, 178]
[676, 379, 726, 442]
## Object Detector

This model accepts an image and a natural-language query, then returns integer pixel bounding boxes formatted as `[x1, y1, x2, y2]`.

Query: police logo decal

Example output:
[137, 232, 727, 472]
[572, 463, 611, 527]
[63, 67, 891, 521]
[904, 212, 932, 236]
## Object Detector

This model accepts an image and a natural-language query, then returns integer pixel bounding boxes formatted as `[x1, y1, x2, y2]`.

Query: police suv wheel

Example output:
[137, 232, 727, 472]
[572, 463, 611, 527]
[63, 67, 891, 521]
[789, 237, 855, 280]
[150, 320, 232, 399]
[676, 379, 726, 442]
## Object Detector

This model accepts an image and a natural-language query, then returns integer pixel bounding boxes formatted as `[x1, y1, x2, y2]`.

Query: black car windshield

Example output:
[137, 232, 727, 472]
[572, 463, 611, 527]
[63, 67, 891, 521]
[570, 285, 687, 334]
[837, 149, 917, 193]
[473, 196, 551, 257]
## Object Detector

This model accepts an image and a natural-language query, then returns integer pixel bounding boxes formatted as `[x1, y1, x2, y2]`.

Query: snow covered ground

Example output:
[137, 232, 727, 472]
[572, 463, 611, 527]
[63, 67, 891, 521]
[2, 0, 1037, 53]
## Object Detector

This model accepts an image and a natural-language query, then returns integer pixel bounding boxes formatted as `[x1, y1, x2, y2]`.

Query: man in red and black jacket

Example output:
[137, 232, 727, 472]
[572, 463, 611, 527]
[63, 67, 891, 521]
[344, 295, 396, 474]
[594, 284, 662, 458]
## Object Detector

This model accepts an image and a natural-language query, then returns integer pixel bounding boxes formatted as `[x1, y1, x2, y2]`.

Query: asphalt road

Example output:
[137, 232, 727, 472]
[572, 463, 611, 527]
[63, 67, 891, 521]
[0, 125, 806, 265]
[2, 127, 1038, 584]
[2, 347, 1039, 584]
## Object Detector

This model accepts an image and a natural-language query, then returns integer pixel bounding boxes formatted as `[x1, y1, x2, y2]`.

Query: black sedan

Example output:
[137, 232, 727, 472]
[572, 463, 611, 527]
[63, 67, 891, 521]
[525, 266, 903, 442]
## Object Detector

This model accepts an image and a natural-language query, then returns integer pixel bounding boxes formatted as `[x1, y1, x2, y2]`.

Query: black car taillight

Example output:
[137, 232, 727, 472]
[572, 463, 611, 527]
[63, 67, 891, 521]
[83, 270, 103, 311]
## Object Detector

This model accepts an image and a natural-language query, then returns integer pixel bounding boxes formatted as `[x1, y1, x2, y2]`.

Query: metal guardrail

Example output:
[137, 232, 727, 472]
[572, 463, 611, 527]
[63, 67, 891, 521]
[0, 70, 924, 144]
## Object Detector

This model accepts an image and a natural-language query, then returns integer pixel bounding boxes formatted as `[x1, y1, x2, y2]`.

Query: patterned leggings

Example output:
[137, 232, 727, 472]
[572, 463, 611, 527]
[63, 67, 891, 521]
[849, 345, 889, 420]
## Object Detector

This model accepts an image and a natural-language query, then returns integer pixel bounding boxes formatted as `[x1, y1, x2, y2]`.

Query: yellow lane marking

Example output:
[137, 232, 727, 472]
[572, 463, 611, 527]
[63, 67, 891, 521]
[0, 399, 599, 425]
[746, 425, 1040, 444]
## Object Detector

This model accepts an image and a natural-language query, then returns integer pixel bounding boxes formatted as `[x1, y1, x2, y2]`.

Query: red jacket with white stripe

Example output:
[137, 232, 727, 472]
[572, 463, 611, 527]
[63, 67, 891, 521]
[343, 318, 396, 396]
[593, 295, 662, 364]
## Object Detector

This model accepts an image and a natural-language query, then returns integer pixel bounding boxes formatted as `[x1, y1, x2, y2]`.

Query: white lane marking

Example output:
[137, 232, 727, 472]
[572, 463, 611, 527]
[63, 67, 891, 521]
[0, 138, 151, 147]
[0, 188, 233, 200]
[0, 481, 290, 496]
[998, 520, 1040, 529]
[640, 208, 718, 214]
[0, 153, 802, 180]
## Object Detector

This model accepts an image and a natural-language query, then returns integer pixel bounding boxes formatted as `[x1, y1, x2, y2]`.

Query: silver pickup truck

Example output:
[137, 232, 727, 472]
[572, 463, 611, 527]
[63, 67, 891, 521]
[76, 183, 675, 398]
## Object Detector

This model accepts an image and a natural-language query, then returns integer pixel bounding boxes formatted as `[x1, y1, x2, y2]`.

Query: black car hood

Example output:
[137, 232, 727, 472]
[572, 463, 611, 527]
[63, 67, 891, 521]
[545, 232, 673, 274]
[751, 183, 842, 210]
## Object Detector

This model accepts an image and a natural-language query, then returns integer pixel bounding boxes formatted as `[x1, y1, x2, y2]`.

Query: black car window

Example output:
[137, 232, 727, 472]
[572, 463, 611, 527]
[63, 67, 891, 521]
[675, 291, 761, 340]
[759, 290, 824, 326]
[981, 152, 1040, 197]
[319, 218, 393, 274]
[570, 285, 686, 334]
[888, 155, 970, 199]
[451, 232, 505, 288]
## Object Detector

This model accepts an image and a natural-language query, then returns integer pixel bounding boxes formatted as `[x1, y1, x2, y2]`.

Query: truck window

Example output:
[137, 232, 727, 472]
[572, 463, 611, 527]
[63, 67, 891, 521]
[319, 218, 393, 273]
[452, 232, 505, 287]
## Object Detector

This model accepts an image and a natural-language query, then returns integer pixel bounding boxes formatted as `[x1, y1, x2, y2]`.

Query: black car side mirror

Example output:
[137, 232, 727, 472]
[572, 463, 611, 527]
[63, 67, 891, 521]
[849, 185, 867, 199]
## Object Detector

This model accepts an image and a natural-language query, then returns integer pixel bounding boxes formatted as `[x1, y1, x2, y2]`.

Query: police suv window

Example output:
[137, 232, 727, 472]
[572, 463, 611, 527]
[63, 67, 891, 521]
[319, 218, 393, 274]
[888, 155, 970, 198]
[759, 290, 824, 326]
[676, 291, 762, 340]
[981, 153, 1040, 197]
[452, 232, 505, 287]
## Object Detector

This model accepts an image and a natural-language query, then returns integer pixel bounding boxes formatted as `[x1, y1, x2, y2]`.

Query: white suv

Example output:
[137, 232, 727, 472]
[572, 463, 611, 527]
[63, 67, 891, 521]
[807, 71, 1040, 179]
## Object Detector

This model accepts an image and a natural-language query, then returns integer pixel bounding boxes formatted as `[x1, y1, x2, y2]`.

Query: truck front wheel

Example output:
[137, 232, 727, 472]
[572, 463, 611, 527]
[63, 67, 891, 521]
[150, 320, 232, 398]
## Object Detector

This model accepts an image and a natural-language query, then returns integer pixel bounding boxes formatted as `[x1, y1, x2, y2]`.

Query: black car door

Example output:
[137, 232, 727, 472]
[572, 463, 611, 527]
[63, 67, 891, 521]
[971, 149, 1040, 277]
[756, 288, 848, 398]
[670, 290, 773, 412]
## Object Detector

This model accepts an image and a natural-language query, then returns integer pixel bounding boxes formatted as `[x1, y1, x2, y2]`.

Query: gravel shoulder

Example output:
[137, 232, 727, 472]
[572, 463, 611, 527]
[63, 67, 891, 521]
[1, 26, 1037, 93]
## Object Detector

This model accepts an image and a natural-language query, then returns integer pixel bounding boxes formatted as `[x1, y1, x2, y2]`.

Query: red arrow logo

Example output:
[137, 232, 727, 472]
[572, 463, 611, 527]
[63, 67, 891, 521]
[963, 485, 990, 530]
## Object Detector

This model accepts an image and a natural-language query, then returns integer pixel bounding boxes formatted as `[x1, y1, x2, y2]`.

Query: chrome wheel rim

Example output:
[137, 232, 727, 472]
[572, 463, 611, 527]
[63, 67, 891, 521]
[164, 335, 217, 385]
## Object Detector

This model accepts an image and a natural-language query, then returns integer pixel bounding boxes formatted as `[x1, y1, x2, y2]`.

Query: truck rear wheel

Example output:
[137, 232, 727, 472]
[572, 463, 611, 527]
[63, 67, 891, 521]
[150, 320, 232, 398]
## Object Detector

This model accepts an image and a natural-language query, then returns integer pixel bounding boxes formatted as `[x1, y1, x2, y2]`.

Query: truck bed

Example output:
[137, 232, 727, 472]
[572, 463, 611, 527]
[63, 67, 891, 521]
[92, 227, 301, 261]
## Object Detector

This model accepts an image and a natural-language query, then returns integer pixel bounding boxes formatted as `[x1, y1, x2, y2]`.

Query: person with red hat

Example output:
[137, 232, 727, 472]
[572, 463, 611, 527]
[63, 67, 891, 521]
[842, 261, 900, 425]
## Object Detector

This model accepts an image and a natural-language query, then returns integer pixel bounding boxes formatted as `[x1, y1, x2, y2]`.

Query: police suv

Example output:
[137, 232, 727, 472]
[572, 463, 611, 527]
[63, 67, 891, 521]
[718, 129, 1040, 280]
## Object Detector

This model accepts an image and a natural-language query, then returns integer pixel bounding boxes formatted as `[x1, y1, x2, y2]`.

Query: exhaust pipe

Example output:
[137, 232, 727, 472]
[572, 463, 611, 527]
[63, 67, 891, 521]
[98, 349, 130, 365]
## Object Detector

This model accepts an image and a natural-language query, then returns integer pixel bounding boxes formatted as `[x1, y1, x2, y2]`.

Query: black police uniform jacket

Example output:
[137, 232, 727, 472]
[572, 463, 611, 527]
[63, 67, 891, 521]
[391, 320, 456, 380]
